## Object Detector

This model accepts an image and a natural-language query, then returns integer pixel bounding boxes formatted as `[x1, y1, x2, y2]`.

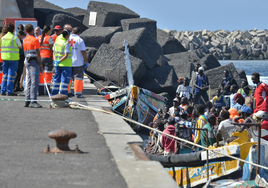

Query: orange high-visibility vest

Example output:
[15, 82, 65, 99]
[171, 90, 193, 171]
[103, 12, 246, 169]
[38, 34, 52, 58]
[23, 34, 40, 58]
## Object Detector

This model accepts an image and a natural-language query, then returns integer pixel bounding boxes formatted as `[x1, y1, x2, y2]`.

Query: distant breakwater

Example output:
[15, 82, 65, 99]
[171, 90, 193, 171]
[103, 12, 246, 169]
[165, 28, 268, 60]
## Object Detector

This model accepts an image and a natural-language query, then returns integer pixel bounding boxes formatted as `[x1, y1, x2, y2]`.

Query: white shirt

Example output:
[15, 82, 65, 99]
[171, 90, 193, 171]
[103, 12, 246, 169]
[69, 34, 86, 67]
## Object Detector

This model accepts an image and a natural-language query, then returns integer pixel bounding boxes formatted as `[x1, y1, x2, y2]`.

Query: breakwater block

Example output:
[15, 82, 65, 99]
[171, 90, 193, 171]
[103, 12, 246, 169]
[121, 18, 157, 40]
[157, 28, 187, 55]
[110, 27, 163, 70]
[83, 1, 140, 27]
[80, 26, 122, 49]
[86, 44, 146, 86]
[85, 47, 98, 63]
[45, 13, 88, 33]
[138, 65, 178, 97]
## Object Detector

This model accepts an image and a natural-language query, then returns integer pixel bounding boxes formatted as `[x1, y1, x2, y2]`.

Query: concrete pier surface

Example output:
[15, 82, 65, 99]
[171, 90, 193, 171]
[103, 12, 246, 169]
[0, 78, 178, 188]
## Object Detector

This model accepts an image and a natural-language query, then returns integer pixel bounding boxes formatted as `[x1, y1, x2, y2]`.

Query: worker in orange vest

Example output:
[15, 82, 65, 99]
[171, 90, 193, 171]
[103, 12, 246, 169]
[23, 24, 43, 108]
[69, 27, 88, 98]
[37, 25, 54, 95]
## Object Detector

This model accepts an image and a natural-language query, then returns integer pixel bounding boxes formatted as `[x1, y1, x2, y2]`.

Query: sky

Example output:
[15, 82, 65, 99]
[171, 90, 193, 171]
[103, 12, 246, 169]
[46, 0, 268, 32]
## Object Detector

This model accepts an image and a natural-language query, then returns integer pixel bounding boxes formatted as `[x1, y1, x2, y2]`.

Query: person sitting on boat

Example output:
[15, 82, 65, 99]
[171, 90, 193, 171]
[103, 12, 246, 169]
[176, 77, 193, 103]
[193, 104, 207, 151]
[229, 108, 244, 123]
[204, 101, 213, 118]
[229, 84, 238, 108]
[251, 110, 268, 143]
[216, 110, 237, 147]
[168, 97, 183, 116]
[161, 117, 177, 156]
[220, 70, 237, 95]
[237, 80, 252, 97]
[232, 93, 247, 112]
[251, 72, 268, 115]
[175, 111, 193, 154]
[211, 88, 228, 112]
[201, 114, 216, 148]
[180, 97, 189, 112]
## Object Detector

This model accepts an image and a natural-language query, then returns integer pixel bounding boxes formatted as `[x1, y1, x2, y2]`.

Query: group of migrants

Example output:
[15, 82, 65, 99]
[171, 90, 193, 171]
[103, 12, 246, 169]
[145, 63, 268, 156]
[0, 22, 88, 108]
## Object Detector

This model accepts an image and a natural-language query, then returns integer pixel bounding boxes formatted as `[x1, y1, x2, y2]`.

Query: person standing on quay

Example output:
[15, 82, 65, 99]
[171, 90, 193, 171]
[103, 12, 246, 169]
[51, 25, 62, 42]
[69, 27, 88, 98]
[0, 23, 22, 96]
[23, 24, 43, 108]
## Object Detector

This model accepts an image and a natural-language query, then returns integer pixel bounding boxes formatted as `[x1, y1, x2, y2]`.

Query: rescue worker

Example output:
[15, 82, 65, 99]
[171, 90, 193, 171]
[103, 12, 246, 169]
[51, 29, 72, 96]
[23, 24, 43, 108]
[51, 25, 62, 42]
[69, 27, 88, 98]
[37, 25, 54, 95]
[0, 23, 22, 96]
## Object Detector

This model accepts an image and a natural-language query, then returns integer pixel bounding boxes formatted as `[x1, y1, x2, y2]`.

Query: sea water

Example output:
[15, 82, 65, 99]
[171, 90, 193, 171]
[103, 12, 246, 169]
[219, 60, 268, 86]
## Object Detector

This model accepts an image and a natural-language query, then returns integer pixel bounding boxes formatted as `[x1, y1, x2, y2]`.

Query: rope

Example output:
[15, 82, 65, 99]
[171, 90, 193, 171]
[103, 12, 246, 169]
[71, 101, 268, 171]
[0, 98, 52, 102]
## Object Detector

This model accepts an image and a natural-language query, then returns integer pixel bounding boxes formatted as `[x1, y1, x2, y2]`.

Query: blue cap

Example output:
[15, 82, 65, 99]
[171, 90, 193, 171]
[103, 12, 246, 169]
[242, 106, 252, 114]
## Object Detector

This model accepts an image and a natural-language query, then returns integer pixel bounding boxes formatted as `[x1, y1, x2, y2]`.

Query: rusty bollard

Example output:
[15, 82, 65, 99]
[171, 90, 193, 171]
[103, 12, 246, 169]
[44, 129, 83, 154]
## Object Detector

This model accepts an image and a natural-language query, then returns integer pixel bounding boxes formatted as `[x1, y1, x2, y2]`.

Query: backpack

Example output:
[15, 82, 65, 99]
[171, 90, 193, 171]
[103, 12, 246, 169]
[175, 121, 193, 149]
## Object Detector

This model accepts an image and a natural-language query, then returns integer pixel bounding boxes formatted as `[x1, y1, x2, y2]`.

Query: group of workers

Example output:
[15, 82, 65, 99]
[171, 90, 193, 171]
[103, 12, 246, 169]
[0, 22, 88, 108]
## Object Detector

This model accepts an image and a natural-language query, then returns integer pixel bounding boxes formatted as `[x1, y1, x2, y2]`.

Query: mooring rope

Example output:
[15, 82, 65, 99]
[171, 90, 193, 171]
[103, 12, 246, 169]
[70, 101, 268, 171]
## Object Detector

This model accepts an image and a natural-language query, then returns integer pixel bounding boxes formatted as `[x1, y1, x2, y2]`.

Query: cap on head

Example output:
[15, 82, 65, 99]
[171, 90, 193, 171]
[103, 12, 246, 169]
[241, 106, 252, 114]
[167, 116, 176, 125]
[54, 25, 62, 30]
[234, 93, 242, 102]
[173, 97, 179, 102]
[254, 110, 266, 119]
[198, 66, 204, 71]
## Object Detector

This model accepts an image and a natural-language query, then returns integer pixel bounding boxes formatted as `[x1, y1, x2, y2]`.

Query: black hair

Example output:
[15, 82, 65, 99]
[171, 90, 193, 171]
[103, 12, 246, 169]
[231, 84, 238, 90]
[220, 110, 230, 120]
[25, 24, 34, 33]
[62, 29, 70, 38]
[40, 25, 51, 46]
[5, 22, 14, 33]
[252, 72, 260, 79]
[17, 24, 24, 31]
[154, 119, 164, 131]
[196, 104, 205, 114]
[72, 27, 80, 34]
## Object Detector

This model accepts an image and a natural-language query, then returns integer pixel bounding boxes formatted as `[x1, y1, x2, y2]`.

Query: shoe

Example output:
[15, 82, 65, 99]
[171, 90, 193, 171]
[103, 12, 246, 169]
[0, 93, 6, 96]
[76, 94, 84, 98]
[7, 93, 17, 96]
[24, 101, 30, 107]
[29, 102, 42, 108]
[68, 93, 74, 97]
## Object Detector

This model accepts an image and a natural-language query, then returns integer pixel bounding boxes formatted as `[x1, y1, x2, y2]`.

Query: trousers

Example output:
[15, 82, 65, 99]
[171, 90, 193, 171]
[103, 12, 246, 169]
[25, 59, 40, 102]
[51, 66, 71, 96]
[1, 60, 18, 94]
[71, 66, 84, 96]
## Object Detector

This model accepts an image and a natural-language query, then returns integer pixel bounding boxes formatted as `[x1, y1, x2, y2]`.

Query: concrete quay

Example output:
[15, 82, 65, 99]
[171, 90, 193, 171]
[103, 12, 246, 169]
[0, 79, 178, 188]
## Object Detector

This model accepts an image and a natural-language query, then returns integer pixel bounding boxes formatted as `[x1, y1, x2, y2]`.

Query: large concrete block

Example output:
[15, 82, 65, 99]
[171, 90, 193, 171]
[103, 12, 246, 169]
[45, 14, 88, 33]
[65, 7, 87, 21]
[83, 1, 140, 27]
[138, 66, 178, 96]
[120, 18, 157, 40]
[80, 27, 122, 48]
[204, 63, 243, 94]
[86, 44, 146, 86]
[200, 54, 221, 70]
[110, 27, 163, 70]
[157, 29, 187, 55]
[17, 0, 34, 18]
[85, 47, 98, 63]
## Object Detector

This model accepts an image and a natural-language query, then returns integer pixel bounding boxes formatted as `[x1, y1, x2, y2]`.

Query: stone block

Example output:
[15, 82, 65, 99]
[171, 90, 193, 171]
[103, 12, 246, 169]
[156, 28, 187, 55]
[65, 7, 87, 21]
[154, 55, 169, 68]
[86, 44, 146, 86]
[138, 66, 178, 96]
[17, 0, 34, 18]
[204, 63, 243, 94]
[45, 14, 88, 33]
[230, 51, 240, 60]
[80, 26, 122, 48]
[83, 1, 140, 27]
[242, 30, 251, 39]
[253, 48, 261, 56]
[110, 28, 163, 69]
[262, 44, 267, 52]
[85, 47, 98, 63]
[120, 18, 157, 40]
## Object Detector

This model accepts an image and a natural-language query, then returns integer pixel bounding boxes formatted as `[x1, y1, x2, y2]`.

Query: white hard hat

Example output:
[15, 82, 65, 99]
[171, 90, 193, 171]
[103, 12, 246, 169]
[254, 110, 266, 119]
[198, 66, 204, 71]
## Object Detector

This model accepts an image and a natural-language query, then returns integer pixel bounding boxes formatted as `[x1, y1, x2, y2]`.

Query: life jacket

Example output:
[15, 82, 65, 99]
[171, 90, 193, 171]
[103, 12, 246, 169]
[53, 36, 72, 67]
[38, 34, 52, 58]
[1, 32, 19, 60]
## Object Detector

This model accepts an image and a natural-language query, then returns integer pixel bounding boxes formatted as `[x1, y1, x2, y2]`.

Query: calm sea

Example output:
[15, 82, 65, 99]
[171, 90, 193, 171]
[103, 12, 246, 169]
[219, 60, 268, 86]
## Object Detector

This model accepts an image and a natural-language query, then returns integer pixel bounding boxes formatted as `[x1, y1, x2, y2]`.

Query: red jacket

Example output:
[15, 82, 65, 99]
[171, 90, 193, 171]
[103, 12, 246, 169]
[161, 125, 176, 152]
[261, 119, 268, 141]
[254, 82, 268, 113]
